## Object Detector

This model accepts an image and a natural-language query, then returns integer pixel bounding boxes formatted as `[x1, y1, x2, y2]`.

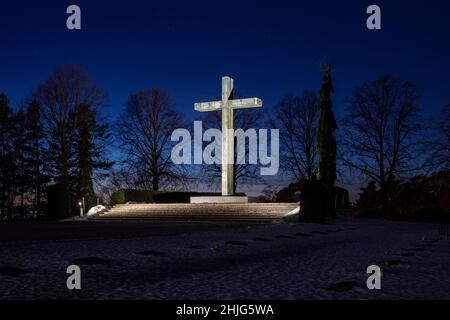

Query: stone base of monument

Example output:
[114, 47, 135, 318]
[190, 196, 248, 204]
[89, 203, 298, 223]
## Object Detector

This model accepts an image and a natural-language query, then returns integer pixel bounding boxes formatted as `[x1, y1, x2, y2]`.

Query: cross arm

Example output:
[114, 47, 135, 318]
[229, 97, 262, 109]
[194, 101, 222, 112]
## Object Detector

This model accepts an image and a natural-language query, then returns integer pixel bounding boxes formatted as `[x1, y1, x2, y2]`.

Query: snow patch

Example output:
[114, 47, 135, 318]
[87, 205, 107, 216]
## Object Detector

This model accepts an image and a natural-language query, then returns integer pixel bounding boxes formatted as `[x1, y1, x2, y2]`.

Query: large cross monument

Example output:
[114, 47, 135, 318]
[191, 76, 262, 203]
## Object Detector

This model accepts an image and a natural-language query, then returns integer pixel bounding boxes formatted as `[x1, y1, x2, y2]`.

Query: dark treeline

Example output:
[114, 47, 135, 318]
[270, 73, 449, 218]
[0, 66, 112, 220]
[0, 95, 50, 220]
[0, 64, 449, 220]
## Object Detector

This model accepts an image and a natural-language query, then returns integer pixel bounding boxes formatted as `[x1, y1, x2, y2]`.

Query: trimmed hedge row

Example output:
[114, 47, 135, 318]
[111, 189, 163, 204]
[153, 192, 220, 203]
[111, 189, 246, 204]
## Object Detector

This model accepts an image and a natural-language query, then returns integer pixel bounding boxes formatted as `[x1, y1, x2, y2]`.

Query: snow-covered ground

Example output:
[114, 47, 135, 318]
[0, 218, 449, 299]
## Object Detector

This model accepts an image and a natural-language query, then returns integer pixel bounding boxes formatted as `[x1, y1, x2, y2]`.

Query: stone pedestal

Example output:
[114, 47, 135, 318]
[190, 196, 248, 204]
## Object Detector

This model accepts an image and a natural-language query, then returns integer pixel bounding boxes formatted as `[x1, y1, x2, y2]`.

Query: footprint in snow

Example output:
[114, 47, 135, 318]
[225, 240, 248, 246]
[384, 259, 402, 266]
[295, 232, 312, 237]
[188, 245, 207, 250]
[0, 266, 30, 277]
[275, 234, 296, 239]
[72, 256, 113, 266]
[399, 252, 415, 257]
[407, 247, 425, 252]
[322, 281, 356, 292]
[253, 237, 273, 242]
[135, 250, 166, 257]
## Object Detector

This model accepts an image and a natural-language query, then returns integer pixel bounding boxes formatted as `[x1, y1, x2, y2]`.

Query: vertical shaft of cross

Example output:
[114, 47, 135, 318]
[221, 76, 234, 196]
[194, 76, 262, 199]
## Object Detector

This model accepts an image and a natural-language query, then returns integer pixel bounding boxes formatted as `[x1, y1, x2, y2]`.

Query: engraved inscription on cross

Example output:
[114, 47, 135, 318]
[194, 76, 262, 196]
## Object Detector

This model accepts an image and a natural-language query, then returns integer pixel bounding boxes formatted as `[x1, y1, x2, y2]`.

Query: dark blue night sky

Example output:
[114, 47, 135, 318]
[1, 0, 450, 197]
[1, 0, 449, 122]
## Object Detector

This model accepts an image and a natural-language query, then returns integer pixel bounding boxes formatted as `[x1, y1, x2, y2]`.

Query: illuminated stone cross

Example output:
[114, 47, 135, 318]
[194, 76, 262, 196]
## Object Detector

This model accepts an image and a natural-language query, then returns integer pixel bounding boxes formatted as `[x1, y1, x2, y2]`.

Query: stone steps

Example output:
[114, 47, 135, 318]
[90, 216, 277, 222]
[105, 209, 295, 215]
[90, 203, 298, 222]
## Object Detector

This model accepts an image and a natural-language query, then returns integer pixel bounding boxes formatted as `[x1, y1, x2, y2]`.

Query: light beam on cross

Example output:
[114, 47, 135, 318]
[194, 76, 262, 196]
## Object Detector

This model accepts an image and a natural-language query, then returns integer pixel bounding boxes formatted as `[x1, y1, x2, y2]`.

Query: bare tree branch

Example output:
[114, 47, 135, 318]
[117, 88, 187, 191]
[269, 92, 319, 181]
[340, 75, 426, 213]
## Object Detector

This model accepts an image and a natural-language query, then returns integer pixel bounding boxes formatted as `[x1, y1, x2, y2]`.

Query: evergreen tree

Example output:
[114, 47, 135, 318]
[13, 108, 28, 218]
[0, 93, 15, 220]
[314, 65, 337, 217]
[75, 104, 112, 210]
[0, 97, 49, 220]
[25, 100, 50, 218]
[75, 104, 96, 209]
[316, 65, 337, 190]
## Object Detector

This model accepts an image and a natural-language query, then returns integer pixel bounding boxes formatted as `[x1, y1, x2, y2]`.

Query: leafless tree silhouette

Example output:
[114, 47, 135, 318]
[341, 75, 425, 214]
[34, 65, 106, 188]
[426, 104, 450, 170]
[117, 88, 187, 191]
[270, 92, 320, 181]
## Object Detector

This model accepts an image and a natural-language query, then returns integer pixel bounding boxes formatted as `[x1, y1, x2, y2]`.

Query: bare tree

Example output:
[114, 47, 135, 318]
[34, 65, 106, 188]
[270, 92, 320, 181]
[426, 104, 450, 170]
[341, 75, 425, 215]
[117, 88, 186, 191]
